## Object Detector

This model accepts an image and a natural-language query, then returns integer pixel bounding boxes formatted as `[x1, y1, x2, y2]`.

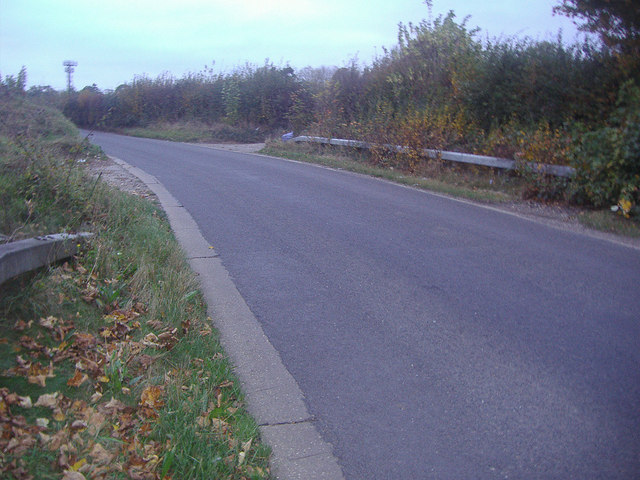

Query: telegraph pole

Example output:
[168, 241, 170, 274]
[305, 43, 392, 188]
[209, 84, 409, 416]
[63, 60, 78, 93]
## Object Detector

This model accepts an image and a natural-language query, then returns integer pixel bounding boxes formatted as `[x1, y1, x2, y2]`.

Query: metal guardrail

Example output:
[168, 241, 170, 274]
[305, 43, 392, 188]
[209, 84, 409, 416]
[291, 136, 576, 178]
[0, 232, 93, 285]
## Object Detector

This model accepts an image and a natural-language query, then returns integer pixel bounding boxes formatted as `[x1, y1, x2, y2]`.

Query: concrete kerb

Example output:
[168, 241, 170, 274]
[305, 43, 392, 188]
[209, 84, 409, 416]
[0, 233, 93, 286]
[108, 156, 345, 480]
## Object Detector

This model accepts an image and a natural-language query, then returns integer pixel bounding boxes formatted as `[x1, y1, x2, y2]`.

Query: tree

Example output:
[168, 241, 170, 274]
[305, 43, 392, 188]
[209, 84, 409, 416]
[554, 1, 640, 58]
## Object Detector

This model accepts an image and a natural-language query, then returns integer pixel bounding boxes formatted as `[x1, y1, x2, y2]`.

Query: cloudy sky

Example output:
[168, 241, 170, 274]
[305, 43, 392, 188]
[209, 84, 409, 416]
[1, 0, 584, 91]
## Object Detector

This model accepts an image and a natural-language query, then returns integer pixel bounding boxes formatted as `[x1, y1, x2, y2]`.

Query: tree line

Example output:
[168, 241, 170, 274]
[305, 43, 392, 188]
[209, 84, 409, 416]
[5, 0, 639, 211]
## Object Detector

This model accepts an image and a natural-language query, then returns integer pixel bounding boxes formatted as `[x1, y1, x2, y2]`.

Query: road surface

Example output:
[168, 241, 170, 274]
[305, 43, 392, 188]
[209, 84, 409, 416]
[88, 131, 640, 479]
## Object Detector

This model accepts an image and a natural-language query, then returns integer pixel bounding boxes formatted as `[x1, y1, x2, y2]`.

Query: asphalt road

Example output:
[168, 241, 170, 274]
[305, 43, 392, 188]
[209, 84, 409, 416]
[88, 131, 640, 479]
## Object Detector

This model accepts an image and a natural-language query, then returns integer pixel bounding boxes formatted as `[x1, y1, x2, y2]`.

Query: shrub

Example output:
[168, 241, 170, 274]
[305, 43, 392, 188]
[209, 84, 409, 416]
[570, 80, 640, 214]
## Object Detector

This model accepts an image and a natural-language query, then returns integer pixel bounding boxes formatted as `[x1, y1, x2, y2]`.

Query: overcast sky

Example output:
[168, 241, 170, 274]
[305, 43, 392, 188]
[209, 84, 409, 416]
[1, 0, 584, 91]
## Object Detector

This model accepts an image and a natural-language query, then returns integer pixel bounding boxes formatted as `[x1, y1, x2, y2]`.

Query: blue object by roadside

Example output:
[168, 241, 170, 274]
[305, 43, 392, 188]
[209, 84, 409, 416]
[282, 131, 294, 142]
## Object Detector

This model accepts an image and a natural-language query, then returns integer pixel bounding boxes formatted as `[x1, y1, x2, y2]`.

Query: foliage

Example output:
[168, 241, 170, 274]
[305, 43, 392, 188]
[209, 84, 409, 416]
[61, 62, 303, 136]
[554, 1, 640, 51]
[569, 80, 640, 214]
[9, 2, 638, 209]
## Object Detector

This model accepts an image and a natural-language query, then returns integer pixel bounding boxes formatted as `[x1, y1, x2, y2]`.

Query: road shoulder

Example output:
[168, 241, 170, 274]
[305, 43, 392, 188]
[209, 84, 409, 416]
[106, 156, 345, 480]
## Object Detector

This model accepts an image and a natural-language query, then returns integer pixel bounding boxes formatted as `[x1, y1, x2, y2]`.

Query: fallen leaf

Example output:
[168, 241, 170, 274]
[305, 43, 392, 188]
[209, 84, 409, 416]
[18, 395, 32, 408]
[141, 333, 160, 348]
[28, 374, 47, 387]
[67, 370, 88, 388]
[99, 397, 126, 416]
[13, 319, 31, 331]
[70, 458, 87, 471]
[36, 418, 50, 428]
[89, 443, 113, 465]
[147, 320, 164, 330]
[74, 333, 97, 350]
[242, 438, 253, 453]
[6, 434, 36, 455]
[53, 409, 66, 422]
[139, 385, 164, 418]
[62, 471, 86, 480]
[35, 392, 59, 408]
[39, 316, 58, 329]
[70, 420, 87, 431]
[90, 391, 103, 403]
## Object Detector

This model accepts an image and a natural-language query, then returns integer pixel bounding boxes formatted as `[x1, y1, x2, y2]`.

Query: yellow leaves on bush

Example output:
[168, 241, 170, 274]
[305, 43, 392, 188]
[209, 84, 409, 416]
[516, 121, 571, 166]
[612, 197, 634, 218]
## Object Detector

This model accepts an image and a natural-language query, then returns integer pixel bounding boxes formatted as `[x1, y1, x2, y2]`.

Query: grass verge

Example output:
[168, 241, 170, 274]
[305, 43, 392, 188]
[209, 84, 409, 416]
[0, 96, 271, 479]
[115, 121, 265, 144]
[261, 140, 640, 238]
[261, 141, 523, 204]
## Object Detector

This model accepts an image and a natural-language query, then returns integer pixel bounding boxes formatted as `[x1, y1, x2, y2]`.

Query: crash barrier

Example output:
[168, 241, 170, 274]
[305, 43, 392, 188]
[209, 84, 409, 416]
[289, 135, 576, 178]
[0, 232, 93, 285]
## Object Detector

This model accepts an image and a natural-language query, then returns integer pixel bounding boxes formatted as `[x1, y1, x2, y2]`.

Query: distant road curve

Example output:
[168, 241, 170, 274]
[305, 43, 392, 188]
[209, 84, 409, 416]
[88, 131, 640, 479]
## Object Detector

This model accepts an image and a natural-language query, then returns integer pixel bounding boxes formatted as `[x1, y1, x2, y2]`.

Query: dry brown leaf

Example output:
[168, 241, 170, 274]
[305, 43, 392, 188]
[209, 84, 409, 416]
[99, 397, 126, 416]
[62, 471, 86, 480]
[28, 375, 47, 387]
[70, 420, 87, 431]
[89, 443, 113, 465]
[74, 333, 97, 350]
[67, 370, 89, 388]
[141, 333, 160, 348]
[39, 316, 58, 329]
[84, 410, 106, 435]
[53, 409, 66, 422]
[6, 434, 36, 455]
[36, 418, 50, 428]
[13, 319, 31, 331]
[139, 385, 164, 419]
[242, 438, 253, 453]
[34, 392, 59, 408]
[147, 319, 165, 330]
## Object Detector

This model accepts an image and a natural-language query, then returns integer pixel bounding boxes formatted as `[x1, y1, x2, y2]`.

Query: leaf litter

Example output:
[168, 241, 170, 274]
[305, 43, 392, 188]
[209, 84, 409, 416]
[1, 259, 270, 479]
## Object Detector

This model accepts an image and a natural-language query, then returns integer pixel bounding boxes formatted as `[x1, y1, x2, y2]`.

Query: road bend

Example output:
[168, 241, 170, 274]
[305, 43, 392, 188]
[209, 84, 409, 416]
[88, 131, 640, 479]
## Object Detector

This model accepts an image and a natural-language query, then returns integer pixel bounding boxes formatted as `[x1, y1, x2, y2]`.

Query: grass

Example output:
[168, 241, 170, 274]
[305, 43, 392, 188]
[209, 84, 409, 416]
[116, 120, 265, 144]
[0, 96, 271, 478]
[578, 210, 640, 237]
[262, 140, 525, 204]
[261, 140, 640, 238]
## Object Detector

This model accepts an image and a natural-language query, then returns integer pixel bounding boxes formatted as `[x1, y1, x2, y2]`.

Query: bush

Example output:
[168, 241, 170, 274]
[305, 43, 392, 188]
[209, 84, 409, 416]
[570, 80, 640, 215]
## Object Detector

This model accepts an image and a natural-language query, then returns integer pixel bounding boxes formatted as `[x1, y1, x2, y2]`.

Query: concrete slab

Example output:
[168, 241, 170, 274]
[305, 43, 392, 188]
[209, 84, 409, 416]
[0, 233, 92, 285]
[260, 423, 344, 480]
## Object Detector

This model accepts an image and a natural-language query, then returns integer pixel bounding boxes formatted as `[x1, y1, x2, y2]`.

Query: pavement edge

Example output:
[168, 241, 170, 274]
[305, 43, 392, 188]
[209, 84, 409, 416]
[109, 156, 345, 480]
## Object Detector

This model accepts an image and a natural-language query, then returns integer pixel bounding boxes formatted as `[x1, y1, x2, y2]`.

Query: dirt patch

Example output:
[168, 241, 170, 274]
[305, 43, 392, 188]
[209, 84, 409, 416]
[198, 143, 265, 154]
[83, 156, 157, 202]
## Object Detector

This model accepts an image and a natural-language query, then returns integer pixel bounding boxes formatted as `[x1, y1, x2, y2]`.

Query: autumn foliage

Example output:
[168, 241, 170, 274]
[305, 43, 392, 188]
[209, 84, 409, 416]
[16, 4, 639, 211]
